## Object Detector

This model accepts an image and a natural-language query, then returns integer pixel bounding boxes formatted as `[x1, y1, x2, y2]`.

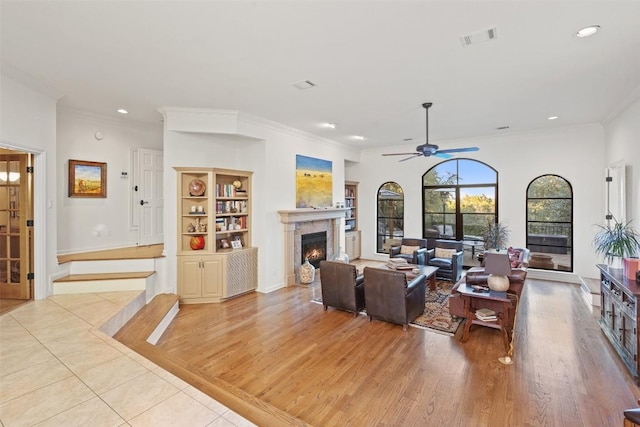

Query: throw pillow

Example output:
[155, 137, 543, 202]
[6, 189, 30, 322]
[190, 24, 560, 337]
[435, 247, 457, 259]
[508, 247, 523, 267]
[400, 245, 420, 255]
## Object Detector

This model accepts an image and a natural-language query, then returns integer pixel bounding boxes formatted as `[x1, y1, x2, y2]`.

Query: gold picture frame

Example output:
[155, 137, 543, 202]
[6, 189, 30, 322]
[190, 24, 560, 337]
[68, 159, 107, 198]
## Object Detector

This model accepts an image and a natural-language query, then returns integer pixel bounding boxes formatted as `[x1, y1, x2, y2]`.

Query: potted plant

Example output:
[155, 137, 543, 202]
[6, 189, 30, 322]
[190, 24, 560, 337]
[593, 217, 640, 270]
[482, 219, 510, 251]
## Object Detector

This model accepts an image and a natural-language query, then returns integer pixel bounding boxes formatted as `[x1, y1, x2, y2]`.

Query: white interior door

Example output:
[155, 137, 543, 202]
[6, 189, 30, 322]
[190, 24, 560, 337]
[138, 148, 163, 246]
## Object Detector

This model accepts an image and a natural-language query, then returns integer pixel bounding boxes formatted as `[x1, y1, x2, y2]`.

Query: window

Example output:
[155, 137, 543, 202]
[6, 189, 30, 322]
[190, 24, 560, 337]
[423, 159, 497, 266]
[526, 175, 573, 272]
[376, 182, 404, 253]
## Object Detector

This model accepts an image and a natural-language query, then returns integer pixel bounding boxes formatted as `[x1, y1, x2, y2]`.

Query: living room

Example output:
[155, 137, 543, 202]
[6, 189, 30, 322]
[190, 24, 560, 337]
[2, 1, 640, 425]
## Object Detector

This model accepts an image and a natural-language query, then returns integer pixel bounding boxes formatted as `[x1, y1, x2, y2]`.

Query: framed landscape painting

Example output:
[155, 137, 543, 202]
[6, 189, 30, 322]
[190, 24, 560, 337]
[68, 159, 107, 198]
[296, 154, 332, 208]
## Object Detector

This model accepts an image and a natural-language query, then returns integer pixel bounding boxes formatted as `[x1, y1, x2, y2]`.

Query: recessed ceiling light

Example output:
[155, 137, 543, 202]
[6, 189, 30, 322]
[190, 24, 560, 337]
[293, 80, 316, 90]
[575, 25, 600, 38]
[322, 123, 336, 129]
[548, 116, 558, 120]
[352, 135, 365, 141]
[117, 109, 128, 114]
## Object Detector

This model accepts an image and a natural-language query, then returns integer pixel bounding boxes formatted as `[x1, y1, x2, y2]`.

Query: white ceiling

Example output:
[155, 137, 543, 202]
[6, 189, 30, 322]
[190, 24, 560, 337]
[2, 1, 640, 150]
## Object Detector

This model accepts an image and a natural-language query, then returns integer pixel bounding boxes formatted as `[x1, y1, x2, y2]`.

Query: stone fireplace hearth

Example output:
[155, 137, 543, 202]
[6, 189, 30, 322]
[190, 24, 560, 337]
[278, 208, 349, 286]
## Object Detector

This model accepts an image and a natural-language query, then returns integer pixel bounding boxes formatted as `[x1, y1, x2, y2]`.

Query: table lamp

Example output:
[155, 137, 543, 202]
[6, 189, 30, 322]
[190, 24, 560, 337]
[484, 252, 512, 292]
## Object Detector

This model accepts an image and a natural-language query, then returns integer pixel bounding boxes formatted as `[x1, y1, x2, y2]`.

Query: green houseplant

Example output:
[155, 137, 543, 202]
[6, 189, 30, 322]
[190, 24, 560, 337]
[593, 218, 640, 268]
[482, 220, 510, 251]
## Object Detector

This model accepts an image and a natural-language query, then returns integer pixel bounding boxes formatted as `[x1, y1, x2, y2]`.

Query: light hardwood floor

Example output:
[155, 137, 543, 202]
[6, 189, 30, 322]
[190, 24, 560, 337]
[152, 263, 640, 427]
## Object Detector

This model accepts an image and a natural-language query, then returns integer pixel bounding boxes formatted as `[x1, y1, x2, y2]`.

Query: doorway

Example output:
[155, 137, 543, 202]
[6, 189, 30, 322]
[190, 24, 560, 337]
[0, 151, 34, 301]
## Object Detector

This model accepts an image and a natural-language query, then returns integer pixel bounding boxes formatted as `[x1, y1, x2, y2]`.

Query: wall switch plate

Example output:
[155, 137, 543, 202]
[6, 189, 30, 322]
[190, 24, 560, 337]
[121, 172, 128, 179]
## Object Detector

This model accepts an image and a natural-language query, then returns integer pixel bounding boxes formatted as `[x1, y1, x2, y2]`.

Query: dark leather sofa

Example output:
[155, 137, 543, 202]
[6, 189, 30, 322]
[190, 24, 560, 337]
[449, 247, 531, 318]
[363, 266, 427, 331]
[319, 260, 365, 317]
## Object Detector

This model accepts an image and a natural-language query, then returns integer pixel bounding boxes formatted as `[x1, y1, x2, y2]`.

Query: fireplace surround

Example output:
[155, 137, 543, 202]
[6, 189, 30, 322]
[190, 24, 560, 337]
[278, 208, 349, 286]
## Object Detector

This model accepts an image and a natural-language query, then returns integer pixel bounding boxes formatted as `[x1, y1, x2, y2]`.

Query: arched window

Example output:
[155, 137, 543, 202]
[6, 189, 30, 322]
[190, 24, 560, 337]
[423, 159, 497, 266]
[377, 182, 404, 253]
[526, 175, 573, 272]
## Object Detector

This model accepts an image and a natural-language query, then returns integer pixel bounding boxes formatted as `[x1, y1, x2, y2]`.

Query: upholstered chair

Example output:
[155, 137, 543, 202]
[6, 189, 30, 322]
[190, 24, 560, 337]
[362, 267, 427, 331]
[389, 238, 429, 265]
[425, 239, 464, 282]
[319, 260, 365, 317]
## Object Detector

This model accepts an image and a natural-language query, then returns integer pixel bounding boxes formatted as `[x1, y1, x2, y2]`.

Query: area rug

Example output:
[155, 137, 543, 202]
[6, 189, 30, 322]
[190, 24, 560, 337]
[312, 280, 463, 336]
[410, 280, 462, 336]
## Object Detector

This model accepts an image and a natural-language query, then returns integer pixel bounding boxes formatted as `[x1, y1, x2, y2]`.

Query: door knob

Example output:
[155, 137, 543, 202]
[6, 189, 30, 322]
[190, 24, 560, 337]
[140, 200, 149, 206]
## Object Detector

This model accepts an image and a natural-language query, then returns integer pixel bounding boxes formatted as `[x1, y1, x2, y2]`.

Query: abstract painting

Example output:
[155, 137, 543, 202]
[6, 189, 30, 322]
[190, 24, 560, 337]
[296, 155, 332, 208]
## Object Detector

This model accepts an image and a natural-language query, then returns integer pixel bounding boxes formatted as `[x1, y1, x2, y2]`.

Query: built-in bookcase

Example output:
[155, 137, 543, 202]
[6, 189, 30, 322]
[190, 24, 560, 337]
[175, 167, 256, 304]
[345, 181, 361, 260]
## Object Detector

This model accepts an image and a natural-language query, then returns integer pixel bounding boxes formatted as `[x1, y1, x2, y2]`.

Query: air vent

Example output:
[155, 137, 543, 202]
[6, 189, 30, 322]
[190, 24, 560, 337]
[460, 27, 498, 47]
[293, 80, 316, 90]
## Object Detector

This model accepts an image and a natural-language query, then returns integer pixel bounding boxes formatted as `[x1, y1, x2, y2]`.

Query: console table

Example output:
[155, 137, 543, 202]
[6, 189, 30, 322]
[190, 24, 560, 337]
[598, 264, 640, 380]
[456, 283, 517, 352]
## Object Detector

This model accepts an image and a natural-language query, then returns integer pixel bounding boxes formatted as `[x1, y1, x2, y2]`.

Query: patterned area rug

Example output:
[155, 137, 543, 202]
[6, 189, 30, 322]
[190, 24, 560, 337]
[410, 280, 463, 336]
[312, 280, 463, 336]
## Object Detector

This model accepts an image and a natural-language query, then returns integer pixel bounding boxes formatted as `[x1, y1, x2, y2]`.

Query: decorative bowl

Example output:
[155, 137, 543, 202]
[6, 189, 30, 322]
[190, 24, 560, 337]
[189, 179, 206, 196]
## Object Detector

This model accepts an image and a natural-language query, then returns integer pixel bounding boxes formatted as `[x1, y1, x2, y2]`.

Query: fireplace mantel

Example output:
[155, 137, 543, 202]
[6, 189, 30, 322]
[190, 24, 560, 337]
[278, 208, 349, 286]
[278, 208, 350, 224]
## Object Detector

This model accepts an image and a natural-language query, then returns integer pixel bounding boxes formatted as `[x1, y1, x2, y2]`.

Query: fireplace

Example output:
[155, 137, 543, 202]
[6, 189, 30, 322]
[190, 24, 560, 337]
[278, 207, 349, 286]
[301, 231, 327, 269]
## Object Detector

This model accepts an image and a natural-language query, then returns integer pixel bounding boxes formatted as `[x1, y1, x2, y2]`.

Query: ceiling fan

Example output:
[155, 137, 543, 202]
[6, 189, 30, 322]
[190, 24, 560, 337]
[382, 102, 479, 162]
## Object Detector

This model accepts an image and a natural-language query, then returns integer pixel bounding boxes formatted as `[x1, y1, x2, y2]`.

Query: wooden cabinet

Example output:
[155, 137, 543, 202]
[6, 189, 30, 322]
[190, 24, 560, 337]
[345, 181, 360, 259]
[598, 264, 640, 380]
[345, 230, 361, 260]
[175, 167, 257, 304]
[178, 255, 223, 300]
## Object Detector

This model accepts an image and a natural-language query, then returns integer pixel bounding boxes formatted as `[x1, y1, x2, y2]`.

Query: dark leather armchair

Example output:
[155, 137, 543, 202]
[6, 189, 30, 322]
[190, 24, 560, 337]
[363, 267, 427, 331]
[389, 238, 429, 265]
[425, 239, 464, 282]
[319, 260, 365, 317]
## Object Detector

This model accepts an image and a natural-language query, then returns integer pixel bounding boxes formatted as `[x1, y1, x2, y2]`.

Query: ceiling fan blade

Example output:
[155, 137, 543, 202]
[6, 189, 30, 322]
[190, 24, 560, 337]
[437, 147, 480, 154]
[399, 154, 423, 162]
[382, 152, 420, 156]
[433, 152, 453, 159]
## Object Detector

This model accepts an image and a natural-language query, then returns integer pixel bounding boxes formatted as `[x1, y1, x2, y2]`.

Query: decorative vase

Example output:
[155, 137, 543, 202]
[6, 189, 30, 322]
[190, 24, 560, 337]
[300, 258, 316, 284]
[190, 235, 205, 250]
[333, 246, 350, 264]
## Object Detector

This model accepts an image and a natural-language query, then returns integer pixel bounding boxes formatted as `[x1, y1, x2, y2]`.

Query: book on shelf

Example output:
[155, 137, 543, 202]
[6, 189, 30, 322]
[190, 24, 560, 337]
[476, 315, 497, 321]
[475, 308, 495, 317]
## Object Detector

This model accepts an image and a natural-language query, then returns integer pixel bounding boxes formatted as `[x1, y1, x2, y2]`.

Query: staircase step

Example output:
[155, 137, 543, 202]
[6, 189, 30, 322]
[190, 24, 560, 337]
[69, 258, 157, 274]
[53, 272, 155, 295]
[114, 293, 180, 344]
[55, 272, 155, 282]
[58, 244, 164, 264]
[579, 276, 601, 307]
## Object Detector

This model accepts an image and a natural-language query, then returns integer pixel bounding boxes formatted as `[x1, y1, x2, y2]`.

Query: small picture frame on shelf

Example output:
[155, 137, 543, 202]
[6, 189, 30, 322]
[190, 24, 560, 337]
[231, 238, 242, 249]
[220, 238, 230, 249]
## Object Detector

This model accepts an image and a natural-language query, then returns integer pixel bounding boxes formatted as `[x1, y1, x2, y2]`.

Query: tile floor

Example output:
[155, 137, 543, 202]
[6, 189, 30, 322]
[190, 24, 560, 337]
[0, 291, 256, 427]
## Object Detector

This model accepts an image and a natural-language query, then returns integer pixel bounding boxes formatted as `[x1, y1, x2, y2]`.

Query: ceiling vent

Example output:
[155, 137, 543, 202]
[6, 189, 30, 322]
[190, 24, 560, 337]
[460, 27, 498, 47]
[293, 80, 316, 90]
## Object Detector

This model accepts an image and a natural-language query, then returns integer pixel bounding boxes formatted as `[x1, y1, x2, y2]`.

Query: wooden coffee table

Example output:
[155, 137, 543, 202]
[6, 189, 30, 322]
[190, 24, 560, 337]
[455, 282, 517, 351]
